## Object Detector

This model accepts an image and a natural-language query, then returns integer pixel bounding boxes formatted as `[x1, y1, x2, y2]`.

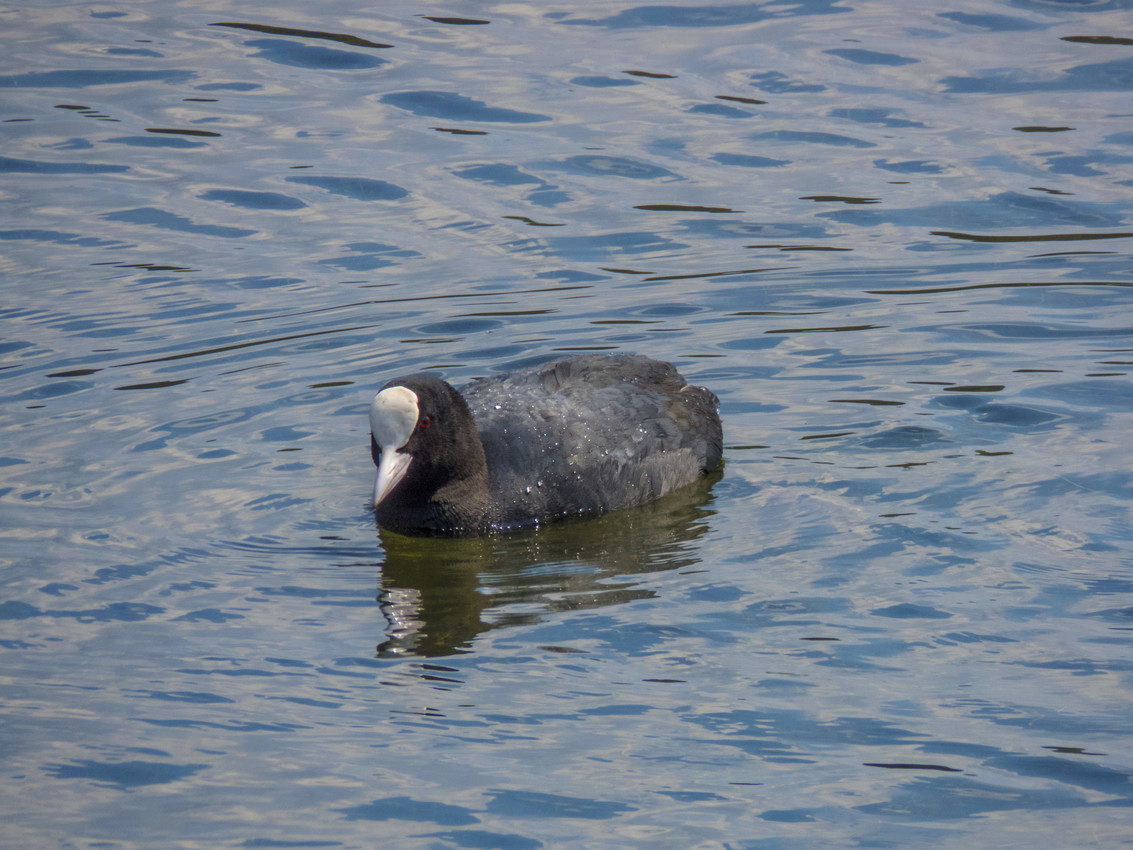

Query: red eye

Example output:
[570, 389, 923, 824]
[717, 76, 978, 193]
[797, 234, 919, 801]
[419, 415, 431, 430]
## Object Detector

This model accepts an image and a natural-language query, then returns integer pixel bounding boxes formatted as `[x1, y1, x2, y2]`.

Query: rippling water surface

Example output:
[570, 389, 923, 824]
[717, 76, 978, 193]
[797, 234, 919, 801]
[3, 1, 1132, 846]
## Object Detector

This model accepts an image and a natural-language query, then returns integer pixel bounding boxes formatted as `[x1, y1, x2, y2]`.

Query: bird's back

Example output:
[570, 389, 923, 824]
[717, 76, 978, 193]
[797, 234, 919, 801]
[462, 354, 722, 528]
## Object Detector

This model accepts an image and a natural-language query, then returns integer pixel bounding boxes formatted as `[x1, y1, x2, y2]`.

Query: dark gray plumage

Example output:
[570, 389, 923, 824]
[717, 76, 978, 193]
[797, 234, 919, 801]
[369, 353, 722, 536]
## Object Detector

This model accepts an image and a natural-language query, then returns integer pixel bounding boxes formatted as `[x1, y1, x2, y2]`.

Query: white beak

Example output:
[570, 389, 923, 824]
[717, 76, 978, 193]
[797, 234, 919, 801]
[373, 448, 413, 508]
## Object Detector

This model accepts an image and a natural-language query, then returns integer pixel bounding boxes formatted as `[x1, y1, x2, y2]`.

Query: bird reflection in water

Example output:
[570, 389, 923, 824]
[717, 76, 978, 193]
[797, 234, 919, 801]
[375, 469, 722, 657]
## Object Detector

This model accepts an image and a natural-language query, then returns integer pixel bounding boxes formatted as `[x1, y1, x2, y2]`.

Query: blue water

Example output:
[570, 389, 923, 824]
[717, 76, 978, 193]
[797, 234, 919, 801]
[2, 1, 1132, 846]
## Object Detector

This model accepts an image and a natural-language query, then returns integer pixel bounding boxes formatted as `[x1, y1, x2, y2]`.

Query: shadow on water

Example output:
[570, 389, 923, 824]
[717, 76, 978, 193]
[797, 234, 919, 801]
[374, 470, 723, 657]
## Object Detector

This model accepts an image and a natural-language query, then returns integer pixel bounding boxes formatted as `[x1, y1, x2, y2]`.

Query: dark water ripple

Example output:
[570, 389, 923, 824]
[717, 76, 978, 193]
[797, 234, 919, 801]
[1, 0, 1131, 847]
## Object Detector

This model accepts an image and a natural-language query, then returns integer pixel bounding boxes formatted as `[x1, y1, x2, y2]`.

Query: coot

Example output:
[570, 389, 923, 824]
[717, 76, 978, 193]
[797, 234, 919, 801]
[369, 353, 723, 536]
